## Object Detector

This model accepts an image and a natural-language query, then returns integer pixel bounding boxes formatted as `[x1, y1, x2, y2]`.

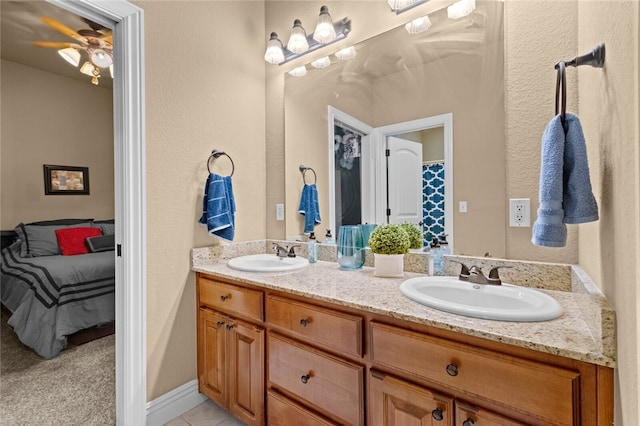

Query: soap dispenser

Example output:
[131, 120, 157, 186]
[308, 232, 318, 263]
[324, 229, 335, 245]
[431, 237, 442, 275]
[439, 234, 450, 275]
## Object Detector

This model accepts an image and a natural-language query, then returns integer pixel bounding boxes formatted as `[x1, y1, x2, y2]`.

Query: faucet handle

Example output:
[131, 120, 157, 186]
[488, 265, 512, 283]
[450, 260, 471, 280]
[287, 245, 300, 257]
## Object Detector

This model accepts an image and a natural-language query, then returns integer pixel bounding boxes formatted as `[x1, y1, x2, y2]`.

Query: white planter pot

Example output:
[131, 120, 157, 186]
[373, 253, 405, 278]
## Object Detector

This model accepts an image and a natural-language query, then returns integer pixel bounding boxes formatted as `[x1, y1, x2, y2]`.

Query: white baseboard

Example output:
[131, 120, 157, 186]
[146, 379, 207, 426]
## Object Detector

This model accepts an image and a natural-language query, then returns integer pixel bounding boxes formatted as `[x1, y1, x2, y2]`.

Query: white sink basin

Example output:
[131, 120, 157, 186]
[400, 276, 562, 322]
[227, 254, 309, 273]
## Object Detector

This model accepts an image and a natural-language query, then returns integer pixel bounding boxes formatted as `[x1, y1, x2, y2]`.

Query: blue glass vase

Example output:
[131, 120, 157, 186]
[337, 225, 365, 270]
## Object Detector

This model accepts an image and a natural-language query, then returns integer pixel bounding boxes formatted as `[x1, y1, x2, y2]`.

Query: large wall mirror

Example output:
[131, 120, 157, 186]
[284, 0, 505, 257]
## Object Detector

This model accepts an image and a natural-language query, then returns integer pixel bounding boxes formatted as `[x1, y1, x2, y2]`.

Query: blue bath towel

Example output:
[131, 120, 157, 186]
[532, 114, 598, 247]
[298, 184, 321, 234]
[199, 173, 236, 241]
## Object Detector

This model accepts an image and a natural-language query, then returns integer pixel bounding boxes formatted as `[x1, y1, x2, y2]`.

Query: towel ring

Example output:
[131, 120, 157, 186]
[299, 165, 317, 185]
[555, 61, 567, 124]
[207, 149, 235, 176]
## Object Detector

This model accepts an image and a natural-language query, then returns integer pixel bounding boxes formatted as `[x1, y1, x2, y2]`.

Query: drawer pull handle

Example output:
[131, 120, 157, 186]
[462, 420, 475, 426]
[226, 324, 234, 331]
[220, 294, 231, 302]
[300, 374, 311, 384]
[215, 321, 225, 328]
[446, 363, 459, 376]
[431, 408, 444, 421]
[299, 318, 310, 328]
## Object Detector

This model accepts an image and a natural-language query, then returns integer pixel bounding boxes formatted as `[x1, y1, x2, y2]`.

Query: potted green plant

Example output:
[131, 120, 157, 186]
[368, 224, 410, 277]
[399, 222, 423, 251]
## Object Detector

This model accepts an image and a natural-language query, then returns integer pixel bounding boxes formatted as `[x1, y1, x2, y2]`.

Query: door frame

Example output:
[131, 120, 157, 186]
[47, 1, 147, 424]
[374, 113, 453, 251]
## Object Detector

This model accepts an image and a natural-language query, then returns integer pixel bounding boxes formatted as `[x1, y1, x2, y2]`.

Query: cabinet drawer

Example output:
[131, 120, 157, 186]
[267, 390, 337, 426]
[456, 399, 528, 426]
[371, 322, 580, 426]
[266, 295, 363, 357]
[268, 333, 364, 426]
[199, 276, 263, 322]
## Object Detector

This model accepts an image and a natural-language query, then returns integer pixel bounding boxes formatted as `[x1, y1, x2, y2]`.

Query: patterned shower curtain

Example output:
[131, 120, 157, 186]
[422, 162, 445, 246]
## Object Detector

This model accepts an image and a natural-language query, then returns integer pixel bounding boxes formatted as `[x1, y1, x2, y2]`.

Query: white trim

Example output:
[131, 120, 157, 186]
[146, 380, 207, 426]
[46, 1, 147, 425]
[327, 106, 374, 233]
[374, 113, 454, 251]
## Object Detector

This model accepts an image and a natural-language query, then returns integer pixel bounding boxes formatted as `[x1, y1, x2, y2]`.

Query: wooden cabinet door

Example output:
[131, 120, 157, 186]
[228, 318, 265, 426]
[455, 400, 528, 426]
[198, 309, 228, 407]
[369, 371, 454, 426]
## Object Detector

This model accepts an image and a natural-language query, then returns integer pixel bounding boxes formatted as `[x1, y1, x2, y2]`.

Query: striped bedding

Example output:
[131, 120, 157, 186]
[0, 241, 115, 359]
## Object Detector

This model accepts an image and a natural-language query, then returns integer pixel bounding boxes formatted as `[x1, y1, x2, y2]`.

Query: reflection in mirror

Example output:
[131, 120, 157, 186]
[285, 0, 504, 256]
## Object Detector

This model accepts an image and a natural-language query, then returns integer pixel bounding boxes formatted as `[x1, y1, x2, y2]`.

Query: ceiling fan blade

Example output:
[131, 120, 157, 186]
[40, 16, 86, 43]
[32, 41, 77, 49]
[101, 33, 113, 44]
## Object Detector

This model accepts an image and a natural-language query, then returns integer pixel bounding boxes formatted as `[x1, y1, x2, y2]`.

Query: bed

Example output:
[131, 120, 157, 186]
[0, 219, 115, 359]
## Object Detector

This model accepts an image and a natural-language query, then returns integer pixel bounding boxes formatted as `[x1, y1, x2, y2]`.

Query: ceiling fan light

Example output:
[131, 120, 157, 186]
[335, 46, 357, 60]
[387, 0, 415, 11]
[448, 0, 476, 19]
[57, 48, 81, 67]
[109, 64, 114, 78]
[287, 19, 309, 54]
[264, 32, 285, 64]
[313, 6, 337, 44]
[405, 15, 432, 34]
[90, 49, 113, 68]
[80, 61, 96, 76]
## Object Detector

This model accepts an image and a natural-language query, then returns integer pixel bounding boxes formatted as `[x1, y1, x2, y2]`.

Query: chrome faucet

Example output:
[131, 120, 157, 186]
[272, 243, 300, 258]
[453, 261, 511, 286]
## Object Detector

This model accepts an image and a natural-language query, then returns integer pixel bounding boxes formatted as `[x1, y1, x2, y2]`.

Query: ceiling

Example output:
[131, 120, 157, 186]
[1, 0, 113, 89]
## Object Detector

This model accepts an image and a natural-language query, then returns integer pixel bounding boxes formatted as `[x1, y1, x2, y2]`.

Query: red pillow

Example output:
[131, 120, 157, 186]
[55, 227, 102, 256]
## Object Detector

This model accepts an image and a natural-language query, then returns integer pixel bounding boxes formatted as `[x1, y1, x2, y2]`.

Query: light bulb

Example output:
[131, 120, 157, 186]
[90, 49, 113, 68]
[57, 48, 81, 67]
[405, 16, 432, 34]
[287, 19, 309, 54]
[313, 6, 337, 44]
[264, 32, 285, 64]
[288, 66, 307, 77]
[335, 46, 357, 60]
[311, 56, 331, 69]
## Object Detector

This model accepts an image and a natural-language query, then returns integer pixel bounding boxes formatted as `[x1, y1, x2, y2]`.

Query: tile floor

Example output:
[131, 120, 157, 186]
[164, 400, 246, 426]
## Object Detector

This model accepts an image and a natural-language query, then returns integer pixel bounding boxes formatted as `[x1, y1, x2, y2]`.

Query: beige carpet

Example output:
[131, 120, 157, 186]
[0, 308, 116, 425]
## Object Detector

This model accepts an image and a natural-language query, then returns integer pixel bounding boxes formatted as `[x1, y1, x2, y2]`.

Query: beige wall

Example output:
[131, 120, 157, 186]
[0, 60, 114, 227]
[135, 1, 266, 399]
[505, 1, 639, 423]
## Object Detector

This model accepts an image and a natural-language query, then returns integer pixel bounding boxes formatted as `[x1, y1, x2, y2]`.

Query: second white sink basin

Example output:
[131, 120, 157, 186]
[227, 254, 309, 273]
[400, 276, 563, 322]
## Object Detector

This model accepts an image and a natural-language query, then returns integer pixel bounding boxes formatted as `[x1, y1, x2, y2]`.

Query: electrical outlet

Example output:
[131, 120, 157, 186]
[276, 204, 285, 221]
[509, 198, 531, 227]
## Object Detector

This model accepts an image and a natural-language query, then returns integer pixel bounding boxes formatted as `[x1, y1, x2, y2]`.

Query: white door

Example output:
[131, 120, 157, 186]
[387, 136, 423, 225]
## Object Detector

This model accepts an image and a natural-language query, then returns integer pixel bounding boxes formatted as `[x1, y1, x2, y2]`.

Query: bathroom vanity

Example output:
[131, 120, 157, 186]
[192, 243, 615, 426]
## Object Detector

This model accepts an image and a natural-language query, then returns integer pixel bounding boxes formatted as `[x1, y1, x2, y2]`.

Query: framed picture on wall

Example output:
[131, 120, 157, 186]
[43, 165, 90, 195]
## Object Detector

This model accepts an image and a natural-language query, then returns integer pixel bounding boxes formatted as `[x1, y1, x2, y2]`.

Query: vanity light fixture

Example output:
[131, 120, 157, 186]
[311, 56, 331, 69]
[388, 0, 430, 14]
[447, 0, 476, 19]
[264, 5, 351, 66]
[405, 15, 432, 34]
[288, 65, 307, 77]
[335, 46, 357, 60]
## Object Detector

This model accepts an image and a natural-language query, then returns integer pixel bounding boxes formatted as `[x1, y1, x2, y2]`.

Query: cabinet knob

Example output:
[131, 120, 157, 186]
[300, 374, 311, 384]
[220, 294, 231, 302]
[462, 420, 475, 426]
[226, 324, 234, 331]
[431, 408, 444, 421]
[215, 321, 225, 329]
[446, 363, 459, 376]
[299, 318, 310, 328]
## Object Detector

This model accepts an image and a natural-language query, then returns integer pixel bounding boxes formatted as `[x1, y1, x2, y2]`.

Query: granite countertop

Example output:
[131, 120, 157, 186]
[192, 240, 616, 368]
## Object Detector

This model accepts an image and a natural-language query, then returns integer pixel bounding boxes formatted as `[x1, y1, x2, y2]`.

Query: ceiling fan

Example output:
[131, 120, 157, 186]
[32, 16, 113, 86]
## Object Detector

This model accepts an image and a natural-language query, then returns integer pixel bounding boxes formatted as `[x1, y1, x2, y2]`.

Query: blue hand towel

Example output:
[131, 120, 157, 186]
[298, 184, 321, 234]
[199, 173, 236, 241]
[532, 115, 567, 247]
[532, 114, 598, 247]
[563, 114, 599, 224]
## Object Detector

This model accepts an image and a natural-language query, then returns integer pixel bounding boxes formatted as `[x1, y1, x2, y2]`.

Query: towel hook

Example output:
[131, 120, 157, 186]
[555, 61, 567, 124]
[554, 43, 605, 70]
[207, 149, 235, 176]
[299, 165, 317, 185]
